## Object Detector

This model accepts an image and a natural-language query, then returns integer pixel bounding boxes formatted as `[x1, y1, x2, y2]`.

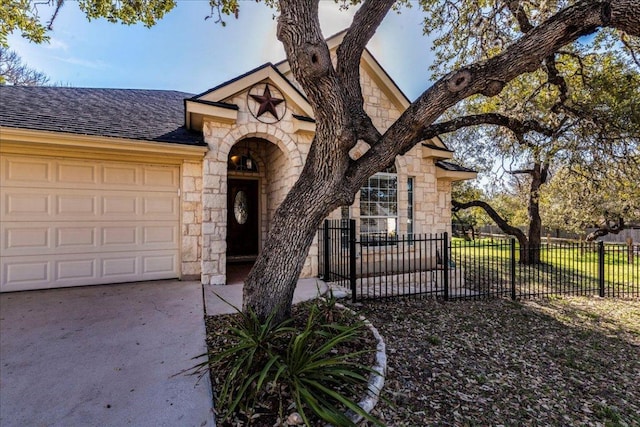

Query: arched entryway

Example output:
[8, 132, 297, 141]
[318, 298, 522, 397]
[225, 137, 293, 284]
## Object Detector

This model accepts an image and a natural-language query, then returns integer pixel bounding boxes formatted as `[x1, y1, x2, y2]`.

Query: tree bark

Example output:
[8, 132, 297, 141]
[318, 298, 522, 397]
[524, 162, 549, 264]
[243, 0, 640, 322]
[451, 199, 535, 263]
[585, 217, 626, 241]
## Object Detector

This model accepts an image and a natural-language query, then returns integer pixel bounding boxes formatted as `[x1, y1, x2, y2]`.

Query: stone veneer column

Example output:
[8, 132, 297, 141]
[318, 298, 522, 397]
[181, 160, 203, 280]
[200, 121, 232, 285]
[201, 154, 227, 285]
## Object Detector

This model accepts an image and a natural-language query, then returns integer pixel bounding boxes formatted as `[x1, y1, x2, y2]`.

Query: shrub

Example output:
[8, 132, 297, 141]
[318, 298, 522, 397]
[195, 296, 382, 426]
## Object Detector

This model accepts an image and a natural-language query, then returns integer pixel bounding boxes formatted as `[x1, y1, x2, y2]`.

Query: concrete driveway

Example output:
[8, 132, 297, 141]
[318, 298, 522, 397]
[0, 280, 215, 427]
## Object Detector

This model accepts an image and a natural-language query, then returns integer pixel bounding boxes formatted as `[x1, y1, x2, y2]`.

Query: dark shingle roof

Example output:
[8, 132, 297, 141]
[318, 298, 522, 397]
[0, 86, 205, 146]
[436, 160, 476, 173]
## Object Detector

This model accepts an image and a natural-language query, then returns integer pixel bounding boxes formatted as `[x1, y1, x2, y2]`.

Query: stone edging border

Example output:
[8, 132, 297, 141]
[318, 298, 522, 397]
[325, 301, 387, 426]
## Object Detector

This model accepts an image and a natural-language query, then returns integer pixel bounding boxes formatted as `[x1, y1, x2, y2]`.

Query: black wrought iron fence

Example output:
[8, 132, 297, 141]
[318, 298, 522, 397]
[318, 220, 640, 302]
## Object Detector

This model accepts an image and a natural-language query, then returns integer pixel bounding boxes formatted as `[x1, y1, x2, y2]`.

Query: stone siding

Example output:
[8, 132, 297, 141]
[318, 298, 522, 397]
[188, 56, 458, 285]
[181, 160, 203, 279]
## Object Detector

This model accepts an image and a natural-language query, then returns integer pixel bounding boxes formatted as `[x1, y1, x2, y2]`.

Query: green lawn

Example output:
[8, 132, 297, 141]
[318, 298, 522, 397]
[450, 238, 639, 298]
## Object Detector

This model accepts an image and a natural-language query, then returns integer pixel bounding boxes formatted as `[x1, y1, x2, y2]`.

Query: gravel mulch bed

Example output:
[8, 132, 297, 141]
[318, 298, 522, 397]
[350, 297, 640, 426]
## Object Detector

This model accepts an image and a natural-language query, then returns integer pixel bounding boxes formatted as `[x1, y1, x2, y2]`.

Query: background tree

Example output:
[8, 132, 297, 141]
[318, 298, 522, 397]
[434, 9, 640, 263]
[0, 0, 51, 47]
[543, 160, 640, 240]
[2, 0, 639, 320]
[0, 46, 49, 85]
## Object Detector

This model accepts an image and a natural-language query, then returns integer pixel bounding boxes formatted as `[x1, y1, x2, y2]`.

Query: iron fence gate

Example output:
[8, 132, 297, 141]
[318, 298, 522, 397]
[318, 220, 640, 302]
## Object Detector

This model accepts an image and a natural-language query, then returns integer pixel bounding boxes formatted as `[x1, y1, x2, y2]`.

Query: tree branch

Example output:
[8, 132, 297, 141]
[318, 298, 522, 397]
[345, 0, 640, 191]
[506, 0, 534, 33]
[336, 0, 395, 145]
[452, 199, 528, 244]
[586, 217, 626, 241]
[46, 0, 65, 30]
[418, 113, 556, 143]
[543, 54, 569, 111]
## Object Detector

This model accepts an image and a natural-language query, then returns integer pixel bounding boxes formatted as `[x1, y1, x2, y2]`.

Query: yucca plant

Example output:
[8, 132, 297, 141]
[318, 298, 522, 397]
[215, 307, 296, 420]
[197, 295, 383, 426]
[281, 304, 382, 426]
[191, 297, 295, 422]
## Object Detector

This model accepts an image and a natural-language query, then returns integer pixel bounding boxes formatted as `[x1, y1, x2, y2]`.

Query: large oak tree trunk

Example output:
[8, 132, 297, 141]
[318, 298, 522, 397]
[524, 162, 549, 264]
[241, 0, 640, 322]
[242, 150, 348, 321]
[453, 162, 549, 265]
[452, 199, 533, 263]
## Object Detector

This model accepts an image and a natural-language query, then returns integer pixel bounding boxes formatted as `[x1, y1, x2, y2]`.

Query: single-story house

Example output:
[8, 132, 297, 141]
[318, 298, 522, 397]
[0, 32, 476, 292]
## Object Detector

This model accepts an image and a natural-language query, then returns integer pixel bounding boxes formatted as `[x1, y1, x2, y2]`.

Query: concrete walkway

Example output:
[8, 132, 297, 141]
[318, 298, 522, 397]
[0, 280, 214, 427]
[203, 277, 328, 315]
[0, 278, 330, 427]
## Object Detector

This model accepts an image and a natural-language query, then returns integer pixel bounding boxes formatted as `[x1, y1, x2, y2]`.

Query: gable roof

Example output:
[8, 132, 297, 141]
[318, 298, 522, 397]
[0, 86, 204, 146]
[193, 63, 308, 107]
[185, 62, 316, 129]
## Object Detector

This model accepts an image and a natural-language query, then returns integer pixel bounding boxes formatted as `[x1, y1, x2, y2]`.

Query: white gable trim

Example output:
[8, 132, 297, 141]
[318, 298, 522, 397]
[193, 65, 314, 118]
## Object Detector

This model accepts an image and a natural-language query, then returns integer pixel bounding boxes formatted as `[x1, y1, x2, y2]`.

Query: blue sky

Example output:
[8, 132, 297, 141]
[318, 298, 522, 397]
[8, 1, 436, 100]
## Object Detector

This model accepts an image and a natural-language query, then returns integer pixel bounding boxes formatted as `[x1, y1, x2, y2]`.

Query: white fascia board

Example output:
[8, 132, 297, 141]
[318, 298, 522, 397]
[0, 127, 208, 161]
[197, 67, 314, 118]
[436, 169, 478, 182]
[292, 117, 316, 134]
[422, 146, 454, 160]
[185, 100, 238, 124]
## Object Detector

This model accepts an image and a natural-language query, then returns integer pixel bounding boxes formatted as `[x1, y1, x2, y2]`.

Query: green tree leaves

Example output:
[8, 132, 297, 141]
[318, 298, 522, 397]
[0, 0, 49, 47]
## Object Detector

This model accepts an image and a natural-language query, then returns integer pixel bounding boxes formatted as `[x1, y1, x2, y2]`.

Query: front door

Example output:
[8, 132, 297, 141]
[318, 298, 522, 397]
[227, 179, 259, 259]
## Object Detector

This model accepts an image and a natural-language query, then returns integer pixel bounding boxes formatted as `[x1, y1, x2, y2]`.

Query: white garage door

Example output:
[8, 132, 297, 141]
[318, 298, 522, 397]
[1, 155, 180, 292]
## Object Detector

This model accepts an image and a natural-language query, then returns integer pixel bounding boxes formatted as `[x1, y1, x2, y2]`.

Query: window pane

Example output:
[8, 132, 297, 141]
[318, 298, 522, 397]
[360, 170, 398, 239]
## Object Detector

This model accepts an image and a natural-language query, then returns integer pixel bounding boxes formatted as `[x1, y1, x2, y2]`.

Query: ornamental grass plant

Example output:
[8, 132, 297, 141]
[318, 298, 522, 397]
[197, 293, 381, 426]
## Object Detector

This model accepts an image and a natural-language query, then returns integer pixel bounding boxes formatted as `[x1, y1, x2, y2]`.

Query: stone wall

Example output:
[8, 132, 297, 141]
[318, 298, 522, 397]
[181, 160, 203, 280]
[197, 91, 311, 285]
[191, 60, 456, 285]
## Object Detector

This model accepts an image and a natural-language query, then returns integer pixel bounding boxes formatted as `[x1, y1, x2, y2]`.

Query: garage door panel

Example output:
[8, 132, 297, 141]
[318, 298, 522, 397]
[103, 257, 138, 277]
[4, 227, 50, 251]
[143, 254, 179, 275]
[3, 190, 176, 222]
[143, 196, 178, 215]
[1, 250, 178, 291]
[143, 225, 177, 244]
[1, 155, 179, 191]
[57, 194, 98, 216]
[57, 227, 97, 248]
[2, 191, 51, 218]
[2, 156, 52, 184]
[144, 166, 180, 188]
[1, 155, 181, 292]
[102, 226, 138, 246]
[58, 162, 98, 185]
[3, 260, 50, 288]
[2, 222, 178, 256]
[103, 164, 139, 186]
[56, 258, 97, 281]
[102, 195, 139, 216]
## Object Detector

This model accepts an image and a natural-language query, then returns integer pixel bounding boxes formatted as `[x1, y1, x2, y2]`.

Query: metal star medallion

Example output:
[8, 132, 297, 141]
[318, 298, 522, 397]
[249, 84, 284, 120]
